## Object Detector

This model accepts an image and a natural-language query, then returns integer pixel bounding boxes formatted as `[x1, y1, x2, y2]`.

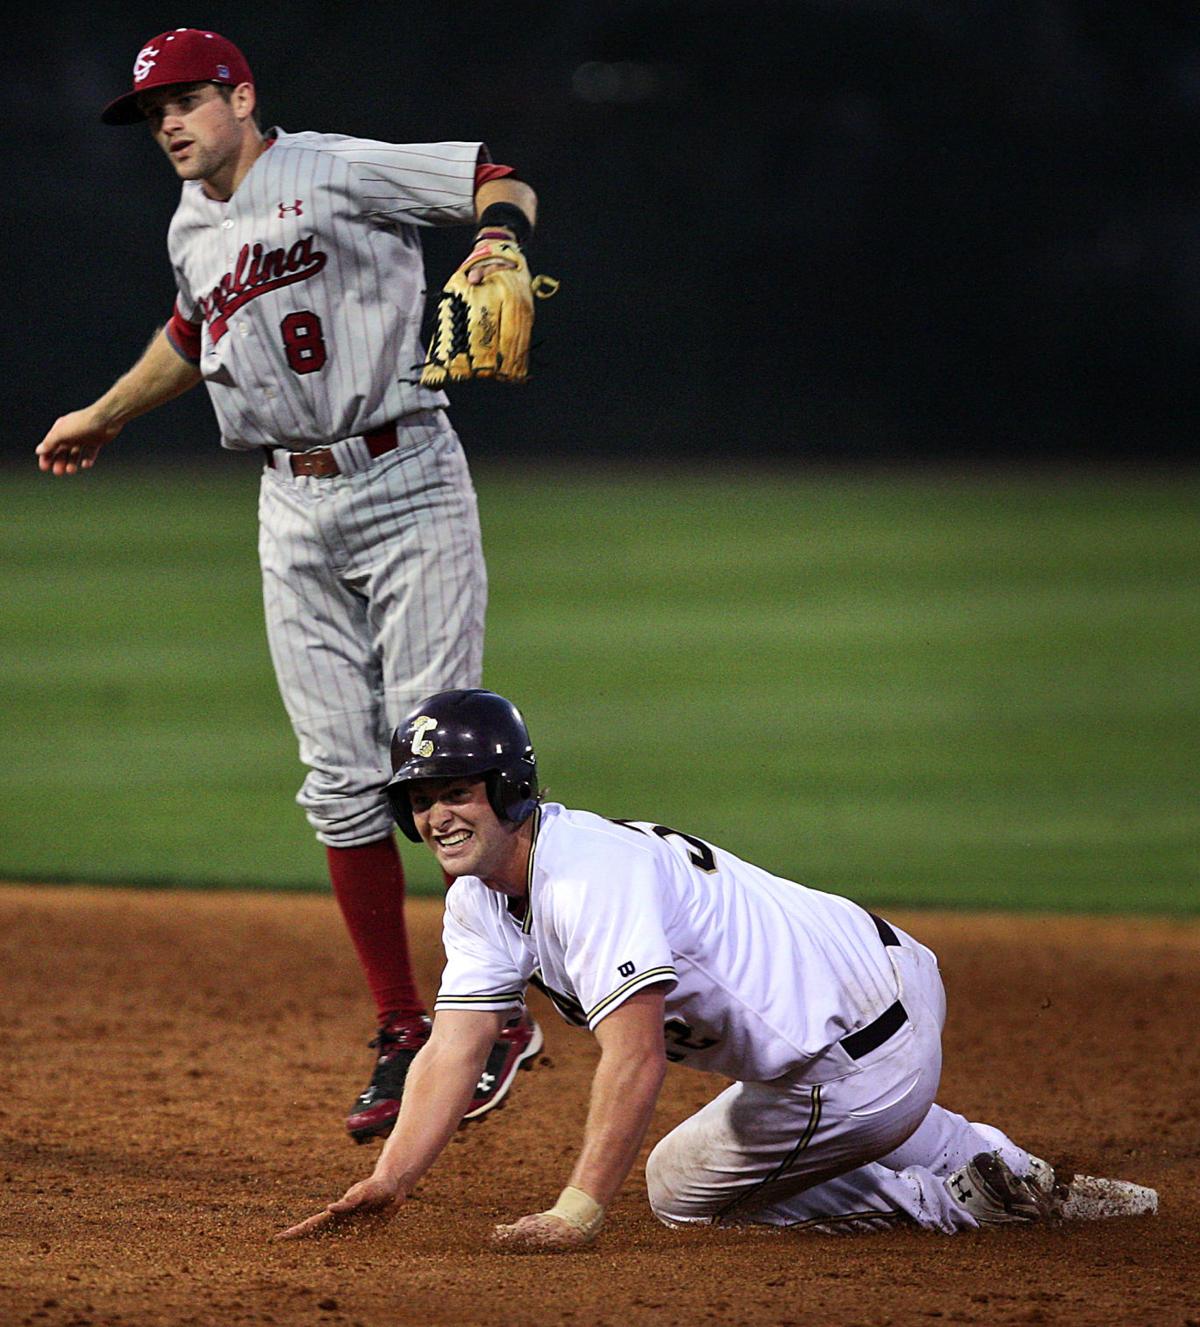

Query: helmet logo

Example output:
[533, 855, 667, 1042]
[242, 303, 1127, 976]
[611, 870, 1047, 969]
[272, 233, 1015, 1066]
[410, 716, 437, 758]
[133, 44, 160, 82]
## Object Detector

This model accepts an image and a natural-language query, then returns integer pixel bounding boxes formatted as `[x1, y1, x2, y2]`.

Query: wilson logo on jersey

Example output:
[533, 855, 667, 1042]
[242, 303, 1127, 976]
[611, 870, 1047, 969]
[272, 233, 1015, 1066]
[200, 235, 328, 343]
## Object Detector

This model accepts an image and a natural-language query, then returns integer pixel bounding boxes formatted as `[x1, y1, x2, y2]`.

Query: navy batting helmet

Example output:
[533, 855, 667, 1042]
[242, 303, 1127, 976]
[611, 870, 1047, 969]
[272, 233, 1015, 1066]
[386, 689, 539, 843]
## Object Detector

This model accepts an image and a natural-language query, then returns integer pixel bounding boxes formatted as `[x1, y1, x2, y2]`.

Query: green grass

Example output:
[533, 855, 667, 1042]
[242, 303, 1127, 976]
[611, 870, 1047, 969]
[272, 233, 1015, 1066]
[2, 461, 1196, 912]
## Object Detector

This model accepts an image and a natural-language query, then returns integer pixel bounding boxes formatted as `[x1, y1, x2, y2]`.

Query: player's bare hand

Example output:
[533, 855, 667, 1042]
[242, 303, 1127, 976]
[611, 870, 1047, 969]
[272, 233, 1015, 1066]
[466, 259, 509, 286]
[274, 1176, 403, 1240]
[464, 236, 520, 286]
[489, 1211, 595, 1253]
[36, 410, 120, 476]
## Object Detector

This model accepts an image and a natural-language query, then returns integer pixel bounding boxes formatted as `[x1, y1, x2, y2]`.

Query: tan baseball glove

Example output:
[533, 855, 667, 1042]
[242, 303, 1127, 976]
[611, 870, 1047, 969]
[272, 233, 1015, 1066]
[420, 236, 559, 386]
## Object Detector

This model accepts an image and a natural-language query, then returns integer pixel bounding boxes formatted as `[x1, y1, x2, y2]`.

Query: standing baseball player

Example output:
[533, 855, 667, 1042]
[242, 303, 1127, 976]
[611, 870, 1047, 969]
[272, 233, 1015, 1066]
[277, 689, 1158, 1248]
[35, 29, 544, 1141]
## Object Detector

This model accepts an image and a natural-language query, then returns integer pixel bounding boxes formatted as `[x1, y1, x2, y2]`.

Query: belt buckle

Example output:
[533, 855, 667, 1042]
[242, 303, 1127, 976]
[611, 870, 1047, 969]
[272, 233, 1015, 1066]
[291, 448, 339, 478]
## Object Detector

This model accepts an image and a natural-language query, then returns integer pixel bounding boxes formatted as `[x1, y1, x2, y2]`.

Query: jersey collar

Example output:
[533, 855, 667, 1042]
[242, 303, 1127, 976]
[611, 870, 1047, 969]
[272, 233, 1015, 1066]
[505, 803, 542, 934]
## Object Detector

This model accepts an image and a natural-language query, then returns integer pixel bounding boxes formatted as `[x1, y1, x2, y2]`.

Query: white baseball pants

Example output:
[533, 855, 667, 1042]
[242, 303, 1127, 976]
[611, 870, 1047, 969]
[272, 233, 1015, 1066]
[645, 926, 1033, 1234]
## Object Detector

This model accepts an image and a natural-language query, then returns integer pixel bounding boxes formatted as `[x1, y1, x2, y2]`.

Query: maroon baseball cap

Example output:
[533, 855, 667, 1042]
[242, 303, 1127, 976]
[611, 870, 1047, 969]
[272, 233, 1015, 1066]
[101, 28, 253, 125]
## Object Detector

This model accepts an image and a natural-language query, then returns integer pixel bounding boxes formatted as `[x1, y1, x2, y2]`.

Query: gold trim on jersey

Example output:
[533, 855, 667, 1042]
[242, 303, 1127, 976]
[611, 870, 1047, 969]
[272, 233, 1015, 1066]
[435, 991, 526, 1008]
[587, 967, 678, 1025]
[519, 804, 542, 935]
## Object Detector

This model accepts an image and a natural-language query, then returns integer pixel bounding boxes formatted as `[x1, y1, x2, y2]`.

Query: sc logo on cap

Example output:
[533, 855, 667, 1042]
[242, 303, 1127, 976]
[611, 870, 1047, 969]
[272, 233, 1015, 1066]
[133, 44, 160, 82]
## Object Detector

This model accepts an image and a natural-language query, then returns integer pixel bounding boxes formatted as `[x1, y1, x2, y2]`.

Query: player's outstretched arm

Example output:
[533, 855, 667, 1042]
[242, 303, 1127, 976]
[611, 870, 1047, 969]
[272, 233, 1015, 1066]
[492, 986, 668, 1253]
[464, 178, 538, 287]
[274, 1008, 503, 1240]
[36, 327, 202, 476]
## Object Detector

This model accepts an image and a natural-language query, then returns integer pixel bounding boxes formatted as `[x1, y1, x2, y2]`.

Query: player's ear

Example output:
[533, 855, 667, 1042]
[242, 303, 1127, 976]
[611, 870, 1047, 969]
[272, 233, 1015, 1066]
[231, 82, 256, 122]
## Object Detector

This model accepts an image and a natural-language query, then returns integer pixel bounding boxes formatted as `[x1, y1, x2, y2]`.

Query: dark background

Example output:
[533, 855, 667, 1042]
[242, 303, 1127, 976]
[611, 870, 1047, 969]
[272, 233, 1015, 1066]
[9, 1, 1200, 464]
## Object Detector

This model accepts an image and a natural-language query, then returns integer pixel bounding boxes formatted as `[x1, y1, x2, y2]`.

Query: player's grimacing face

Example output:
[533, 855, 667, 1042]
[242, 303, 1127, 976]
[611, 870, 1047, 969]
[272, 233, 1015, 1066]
[139, 82, 246, 183]
[409, 776, 520, 889]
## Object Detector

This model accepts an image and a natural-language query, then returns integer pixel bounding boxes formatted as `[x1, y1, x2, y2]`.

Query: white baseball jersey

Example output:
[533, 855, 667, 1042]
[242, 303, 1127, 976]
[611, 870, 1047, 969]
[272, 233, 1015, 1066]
[438, 803, 1067, 1237]
[435, 803, 902, 1084]
[438, 803, 1053, 1237]
[167, 129, 482, 449]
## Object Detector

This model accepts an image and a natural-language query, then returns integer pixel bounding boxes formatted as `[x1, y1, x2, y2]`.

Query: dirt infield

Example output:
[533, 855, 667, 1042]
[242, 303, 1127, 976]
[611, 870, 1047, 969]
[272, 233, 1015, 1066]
[1, 885, 1196, 1327]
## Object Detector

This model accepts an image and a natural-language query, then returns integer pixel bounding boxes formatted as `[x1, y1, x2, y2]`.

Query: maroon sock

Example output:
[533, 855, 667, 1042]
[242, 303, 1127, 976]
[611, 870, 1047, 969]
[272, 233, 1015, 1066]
[326, 836, 424, 1022]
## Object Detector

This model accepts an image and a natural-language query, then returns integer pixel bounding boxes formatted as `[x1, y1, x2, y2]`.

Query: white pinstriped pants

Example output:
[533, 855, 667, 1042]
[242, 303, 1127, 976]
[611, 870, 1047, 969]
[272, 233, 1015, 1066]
[258, 412, 486, 846]
[645, 929, 1033, 1234]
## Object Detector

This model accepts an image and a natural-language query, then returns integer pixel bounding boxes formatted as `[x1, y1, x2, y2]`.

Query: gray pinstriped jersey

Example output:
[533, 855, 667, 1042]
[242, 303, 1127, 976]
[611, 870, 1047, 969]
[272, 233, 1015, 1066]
[168, 130, 483, 450]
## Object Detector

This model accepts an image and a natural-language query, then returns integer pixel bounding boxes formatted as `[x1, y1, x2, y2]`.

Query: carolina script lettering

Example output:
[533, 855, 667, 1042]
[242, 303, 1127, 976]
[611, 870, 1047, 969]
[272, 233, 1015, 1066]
[200, 235, 327, 342]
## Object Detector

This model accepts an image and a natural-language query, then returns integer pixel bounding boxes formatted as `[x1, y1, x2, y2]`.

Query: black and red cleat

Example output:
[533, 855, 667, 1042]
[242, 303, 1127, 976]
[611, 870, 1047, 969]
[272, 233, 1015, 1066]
[345, 1012, 432, 1144]
[346, 1010, 544, 1142]
[463, 1010, 544, 1121]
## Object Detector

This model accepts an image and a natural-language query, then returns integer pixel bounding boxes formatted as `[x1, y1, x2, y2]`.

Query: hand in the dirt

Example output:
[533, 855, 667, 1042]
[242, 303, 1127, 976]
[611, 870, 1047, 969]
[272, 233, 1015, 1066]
[274, 1176, 403, 1240]
[36, 409, 120, 476]
[490, 1211, 595, 1253]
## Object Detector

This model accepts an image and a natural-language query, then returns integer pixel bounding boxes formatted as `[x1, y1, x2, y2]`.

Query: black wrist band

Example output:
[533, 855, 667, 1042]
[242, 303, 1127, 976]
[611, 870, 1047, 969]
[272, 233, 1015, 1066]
[477, 201, 532, 248]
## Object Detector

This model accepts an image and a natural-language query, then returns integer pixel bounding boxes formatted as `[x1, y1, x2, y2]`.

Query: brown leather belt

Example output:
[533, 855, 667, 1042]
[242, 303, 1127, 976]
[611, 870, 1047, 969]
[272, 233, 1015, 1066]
[263, 422, 399, 478]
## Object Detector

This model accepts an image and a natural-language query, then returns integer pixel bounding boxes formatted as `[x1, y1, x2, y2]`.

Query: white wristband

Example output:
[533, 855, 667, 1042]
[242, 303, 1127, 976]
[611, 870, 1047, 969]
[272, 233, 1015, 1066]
[547, 1185, 605, 1237]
